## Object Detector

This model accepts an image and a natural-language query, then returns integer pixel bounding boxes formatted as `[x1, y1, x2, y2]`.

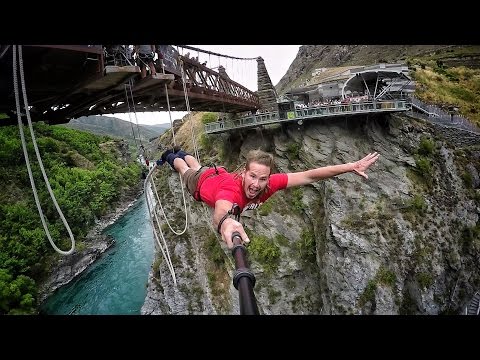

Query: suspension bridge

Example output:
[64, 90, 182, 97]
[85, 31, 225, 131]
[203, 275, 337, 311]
[0, 45, 261, 126]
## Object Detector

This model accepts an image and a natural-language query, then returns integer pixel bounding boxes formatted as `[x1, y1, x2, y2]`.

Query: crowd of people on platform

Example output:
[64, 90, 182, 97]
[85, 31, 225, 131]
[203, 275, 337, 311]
[295, 95, 371, 109]
[104, 45, 161, 78]
[104, 45, 207, 79]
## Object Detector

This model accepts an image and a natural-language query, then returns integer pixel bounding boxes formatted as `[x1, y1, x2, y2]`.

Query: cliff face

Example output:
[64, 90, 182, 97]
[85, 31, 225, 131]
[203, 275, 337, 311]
[142, 113, 480, 314]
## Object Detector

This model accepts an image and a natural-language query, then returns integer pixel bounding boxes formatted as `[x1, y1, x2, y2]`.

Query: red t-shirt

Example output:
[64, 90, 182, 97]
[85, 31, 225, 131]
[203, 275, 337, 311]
[198, 168, 288, 212]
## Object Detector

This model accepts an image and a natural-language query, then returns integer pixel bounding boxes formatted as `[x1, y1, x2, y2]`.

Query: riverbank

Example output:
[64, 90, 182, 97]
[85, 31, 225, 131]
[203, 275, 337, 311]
[37, 182, 145, 306]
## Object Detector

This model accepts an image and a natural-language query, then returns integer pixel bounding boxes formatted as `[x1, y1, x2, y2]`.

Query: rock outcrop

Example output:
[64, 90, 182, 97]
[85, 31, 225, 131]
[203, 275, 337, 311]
[142, 112, 480, 315]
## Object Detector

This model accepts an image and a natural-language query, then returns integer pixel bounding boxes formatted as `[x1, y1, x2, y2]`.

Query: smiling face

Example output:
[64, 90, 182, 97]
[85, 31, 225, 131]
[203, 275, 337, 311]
[242, 162, 271, 199]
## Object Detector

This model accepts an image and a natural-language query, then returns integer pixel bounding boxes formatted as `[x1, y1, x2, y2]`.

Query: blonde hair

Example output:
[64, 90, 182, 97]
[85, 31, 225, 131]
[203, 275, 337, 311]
[245, 149, 274, 174]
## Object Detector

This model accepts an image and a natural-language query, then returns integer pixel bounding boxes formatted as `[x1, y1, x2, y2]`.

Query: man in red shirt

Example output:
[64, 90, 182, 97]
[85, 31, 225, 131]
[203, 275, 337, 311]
[160, 148, 379, 249]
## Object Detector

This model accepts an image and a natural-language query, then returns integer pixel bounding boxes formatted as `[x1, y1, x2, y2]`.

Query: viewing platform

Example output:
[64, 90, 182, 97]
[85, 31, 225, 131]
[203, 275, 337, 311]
[205, 99, 411, 134]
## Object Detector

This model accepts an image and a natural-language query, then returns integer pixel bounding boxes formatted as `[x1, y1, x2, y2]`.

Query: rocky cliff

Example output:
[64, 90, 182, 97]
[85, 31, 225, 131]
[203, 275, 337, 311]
[141, 112, 480, 314]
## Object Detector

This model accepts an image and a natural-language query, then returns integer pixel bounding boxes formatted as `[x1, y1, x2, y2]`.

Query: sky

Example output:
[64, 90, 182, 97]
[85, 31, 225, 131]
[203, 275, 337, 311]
[105, 45, 300, 126]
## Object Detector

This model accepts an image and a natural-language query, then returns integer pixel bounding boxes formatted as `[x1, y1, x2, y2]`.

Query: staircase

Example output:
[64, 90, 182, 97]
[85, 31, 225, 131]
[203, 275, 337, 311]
[408, 96, 480, 134]
[465, 292, 480, 315]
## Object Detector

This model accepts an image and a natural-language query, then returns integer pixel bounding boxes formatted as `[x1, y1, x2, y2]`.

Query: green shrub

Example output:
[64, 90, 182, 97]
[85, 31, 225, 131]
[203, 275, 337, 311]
[204, 234, 225, 267]
[417, 272, 433, 289]
[376, 267, 396, 287]
[410, 194, 427, 215]
[267, 288, 282, 304]
[199, 133, 213, 153]
[248, 234, 281, 273]
[297, 230, 316, 262]
[291, 188, 304, 213]
[359, 279, 376, 307]
[286, 143, 300, 159]
[462, 172, 473, 188]
[258, 199, 273, 216]
[275, 233, 289, 247]
[418, 137, 435, 156]
[460, 225, 480, 252]
[414, 155, 432, 178]
[201, 112, 217, 124]
[449, 86, 476, 102]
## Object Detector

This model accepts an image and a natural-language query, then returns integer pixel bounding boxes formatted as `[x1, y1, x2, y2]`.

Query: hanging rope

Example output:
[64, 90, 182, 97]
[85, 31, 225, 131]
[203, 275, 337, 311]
[127, 80, 148, 159]
[12, 45, 75, 255]
[178, 56, 200, 161]
[144, 45, 259, 288]
[124, 83, 140, 151]
[152, 55, 189, 235]
[175, 52, 233, 241]
[139, 51, 201, 285]
[144, 169, 177, 285]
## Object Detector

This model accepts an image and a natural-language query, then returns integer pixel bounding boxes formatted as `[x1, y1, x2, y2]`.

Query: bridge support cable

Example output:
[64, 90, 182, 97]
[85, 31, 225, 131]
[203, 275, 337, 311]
[127, 80, 148, 159]
[124, 83, 141, 152]
[12, 45, 75, 255]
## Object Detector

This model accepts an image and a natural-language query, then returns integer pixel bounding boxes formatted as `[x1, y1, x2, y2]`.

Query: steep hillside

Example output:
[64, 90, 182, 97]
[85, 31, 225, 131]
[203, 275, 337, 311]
[64, 116, 169, 143]
[276, 45, 478, 93]
[0, 123, 143, 314]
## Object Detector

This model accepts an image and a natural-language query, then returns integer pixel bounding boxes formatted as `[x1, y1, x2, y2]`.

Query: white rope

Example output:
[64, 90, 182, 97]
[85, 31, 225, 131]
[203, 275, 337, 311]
[150, 58, 189, 235]
[139, 55, 194, 285]
[127, 80, 147, 157]
[145, 46, 259, 281]
[176, 53, 230, 241]
[179, 59, 200, 161]
[13, 45, 75, 255]
[124, 83, 140, 151]
[144, 167, 177, 285]
[150, 169, 187, 235]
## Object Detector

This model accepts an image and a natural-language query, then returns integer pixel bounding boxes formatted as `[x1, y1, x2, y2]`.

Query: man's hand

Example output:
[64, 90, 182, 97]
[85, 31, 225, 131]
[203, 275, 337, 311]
[352, 152, 380, 179]
[220, 217, 250, 249]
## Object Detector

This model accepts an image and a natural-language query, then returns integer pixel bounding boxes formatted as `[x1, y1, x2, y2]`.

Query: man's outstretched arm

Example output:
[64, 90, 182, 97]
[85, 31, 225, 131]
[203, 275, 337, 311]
[214, 199, 250, 249]
[286, 152, 380, 188]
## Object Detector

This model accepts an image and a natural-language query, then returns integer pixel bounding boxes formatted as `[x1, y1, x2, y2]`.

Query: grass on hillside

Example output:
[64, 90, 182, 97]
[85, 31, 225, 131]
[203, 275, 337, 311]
[409, 61, 480, 126]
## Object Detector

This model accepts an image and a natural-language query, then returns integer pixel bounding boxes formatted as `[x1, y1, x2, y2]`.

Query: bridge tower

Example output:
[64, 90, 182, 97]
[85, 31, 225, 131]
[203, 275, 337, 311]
[256, 57, 277, 111]
[218, 65, 230, 79]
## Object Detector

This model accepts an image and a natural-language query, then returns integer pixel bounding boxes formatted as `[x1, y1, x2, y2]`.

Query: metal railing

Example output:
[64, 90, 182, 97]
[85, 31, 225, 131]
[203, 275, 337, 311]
[409, 96, 480, 134]
[465, 292, 480, 315]
[205, 99, 411, 134]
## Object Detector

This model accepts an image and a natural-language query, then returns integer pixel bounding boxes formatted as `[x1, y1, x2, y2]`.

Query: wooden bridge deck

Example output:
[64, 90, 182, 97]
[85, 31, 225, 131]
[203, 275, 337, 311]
[0, 45, 260, 126]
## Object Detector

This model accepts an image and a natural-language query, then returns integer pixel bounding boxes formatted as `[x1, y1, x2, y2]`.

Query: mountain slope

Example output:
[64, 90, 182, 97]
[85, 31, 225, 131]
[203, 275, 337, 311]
[63, 116, 170, 142]
[276, 45, 480, 91]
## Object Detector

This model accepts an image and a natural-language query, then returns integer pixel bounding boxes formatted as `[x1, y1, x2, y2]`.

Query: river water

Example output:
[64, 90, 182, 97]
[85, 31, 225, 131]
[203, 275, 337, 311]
[40, 197, 155, 315]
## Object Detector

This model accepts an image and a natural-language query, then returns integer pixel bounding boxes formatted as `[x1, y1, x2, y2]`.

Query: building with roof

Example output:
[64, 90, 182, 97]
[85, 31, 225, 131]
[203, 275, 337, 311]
[285, 63, 415, 104]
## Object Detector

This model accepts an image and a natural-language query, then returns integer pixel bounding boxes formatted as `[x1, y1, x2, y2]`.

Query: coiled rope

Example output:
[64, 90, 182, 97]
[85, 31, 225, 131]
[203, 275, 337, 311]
[12, 45, 75, 255]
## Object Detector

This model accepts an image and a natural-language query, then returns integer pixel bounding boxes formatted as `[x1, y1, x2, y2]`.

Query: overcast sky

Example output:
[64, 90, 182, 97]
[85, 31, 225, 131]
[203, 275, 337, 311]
[106, 45, 300, 125]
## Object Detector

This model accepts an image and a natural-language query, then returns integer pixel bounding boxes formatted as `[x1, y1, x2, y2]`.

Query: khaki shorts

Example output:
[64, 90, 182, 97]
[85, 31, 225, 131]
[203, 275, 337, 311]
[182, 166, 209, 200]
